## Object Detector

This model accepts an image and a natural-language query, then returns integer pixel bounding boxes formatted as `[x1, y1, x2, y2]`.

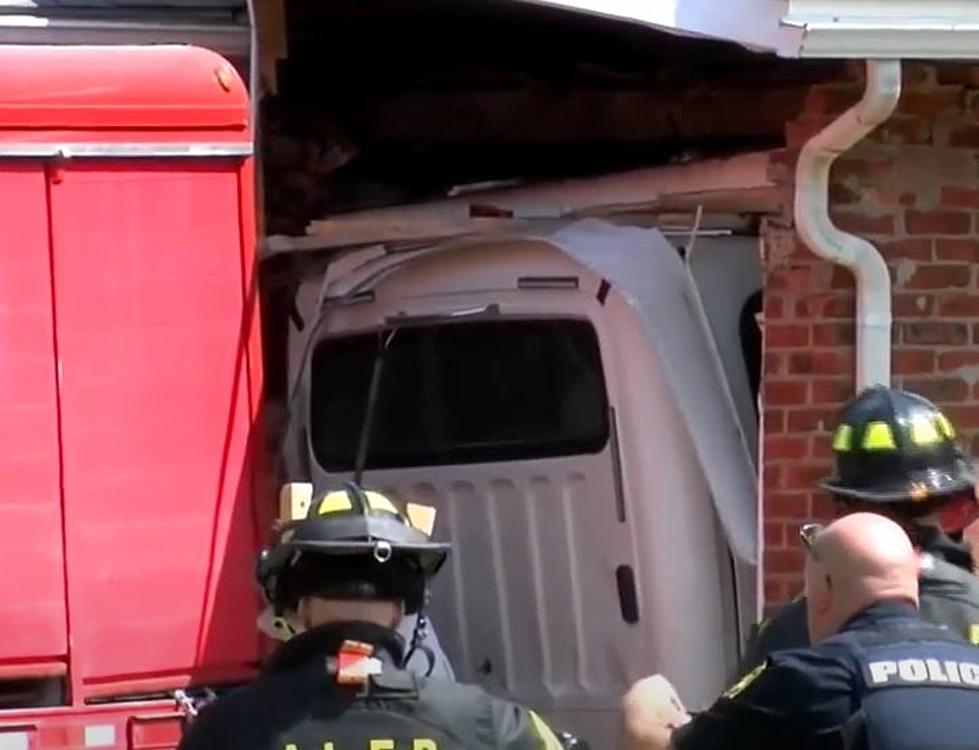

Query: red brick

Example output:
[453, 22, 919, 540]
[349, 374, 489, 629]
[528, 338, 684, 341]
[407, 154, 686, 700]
[879, 238, 932, 262]
[830, 265, 856, 291]
[784, 464, 833, 491]
[903, 321, 970, 345]
[764, 381, 809, 406]
[765, 409, 786, 434]
[786, 116, 837, 147]
[831, 212, 896, 235]
[787, 408, 837, 433]
[905, 210, 972, 236]
[941, 185, 979, 209]
[810, 491, 839, 520]
[904, 264, 970, 289]
[766, 492, 809, 519]
[764, 521, 785, 549]
[900, 377, 970, 403]
[765, 351, 783, 376]
[813, 349, 854, 375]
[897, 88, 964, 118]
[974, 323, 979, 344]
[769, 266, 822, 294]
[767, 324, 810, 347]
[944, 405, 979, 429]
[893, 293, 934, 317]
[765, 435, 809, 460]
[764, 578, 787, 606]
[795, 294, 855, 319]
[868, 117, 931, 145]
[803, 85, 860, 115]
[766, 295, 786, 319]
[829, 182, 861, 206]
[813, 322, 856, 346]
[764, 464, 782, 490]
[831, 158, 894, 183]
[893, 349, 936, 375]
[811, 434, 834, 460]
[937, 294, 979, 317]
[811, 379, 852, 405]
[938, 351, 979, 369]
[935, 239, 979, 262]
[947, 124, 979, 148]
[936, 64, 979, 87]
[789, 351, 853, 376]
[902, 63, 937, 88]
[765, 548, 806, 574]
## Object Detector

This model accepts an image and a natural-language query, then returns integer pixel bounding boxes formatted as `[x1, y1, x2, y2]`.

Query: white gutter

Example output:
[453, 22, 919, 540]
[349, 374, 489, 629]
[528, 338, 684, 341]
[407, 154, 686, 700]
[793, 60, 902, 389]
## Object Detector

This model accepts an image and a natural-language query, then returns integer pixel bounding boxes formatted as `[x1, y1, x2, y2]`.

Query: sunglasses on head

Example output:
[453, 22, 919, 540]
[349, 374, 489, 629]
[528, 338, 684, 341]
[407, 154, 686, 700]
[800, 523, 825, 560]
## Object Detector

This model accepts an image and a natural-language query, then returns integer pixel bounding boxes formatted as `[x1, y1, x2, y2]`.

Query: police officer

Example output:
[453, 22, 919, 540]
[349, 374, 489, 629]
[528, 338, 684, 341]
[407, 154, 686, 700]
[742, 385, 979, 671]
[178, 483, 571, 750]
[622, 513, 979, 750]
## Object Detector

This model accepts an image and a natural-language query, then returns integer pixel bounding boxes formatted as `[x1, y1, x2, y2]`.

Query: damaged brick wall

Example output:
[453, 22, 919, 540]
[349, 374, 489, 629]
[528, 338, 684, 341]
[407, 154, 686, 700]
[762, 63, 979, 607]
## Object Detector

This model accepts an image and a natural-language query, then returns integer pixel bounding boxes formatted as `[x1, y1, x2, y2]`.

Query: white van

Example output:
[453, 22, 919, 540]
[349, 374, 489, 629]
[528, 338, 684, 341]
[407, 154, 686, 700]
[282, 219, 761, 748]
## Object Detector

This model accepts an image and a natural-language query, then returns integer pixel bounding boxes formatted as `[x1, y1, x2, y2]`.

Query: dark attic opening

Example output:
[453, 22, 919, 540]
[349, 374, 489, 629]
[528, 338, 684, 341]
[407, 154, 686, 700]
[259, 0, 845, 236]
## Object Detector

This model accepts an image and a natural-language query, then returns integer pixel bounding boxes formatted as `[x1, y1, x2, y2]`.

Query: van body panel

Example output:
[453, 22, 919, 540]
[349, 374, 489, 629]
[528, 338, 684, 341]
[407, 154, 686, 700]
[287, 223, 759, 746]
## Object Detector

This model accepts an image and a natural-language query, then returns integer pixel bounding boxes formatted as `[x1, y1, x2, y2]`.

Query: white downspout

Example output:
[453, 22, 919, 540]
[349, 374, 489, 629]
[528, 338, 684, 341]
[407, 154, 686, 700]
[794, 60, 902, 389]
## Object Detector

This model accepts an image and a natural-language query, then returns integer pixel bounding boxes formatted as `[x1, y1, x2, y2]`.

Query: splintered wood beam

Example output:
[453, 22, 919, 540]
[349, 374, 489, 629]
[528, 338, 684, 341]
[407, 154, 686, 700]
[266, 152, 778, 256]
[256, 0, 288, 94]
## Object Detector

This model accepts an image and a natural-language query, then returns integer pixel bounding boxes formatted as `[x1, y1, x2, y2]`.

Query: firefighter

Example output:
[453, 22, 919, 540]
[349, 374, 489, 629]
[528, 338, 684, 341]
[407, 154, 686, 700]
[622, 513, 979, 750]
[178, 483, 574, 750]
[741, 385, 979, 671]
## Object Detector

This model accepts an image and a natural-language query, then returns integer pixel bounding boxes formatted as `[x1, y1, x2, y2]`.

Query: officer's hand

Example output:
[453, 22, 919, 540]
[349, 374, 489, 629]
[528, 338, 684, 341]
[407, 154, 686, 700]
[622, 675, 690, 750]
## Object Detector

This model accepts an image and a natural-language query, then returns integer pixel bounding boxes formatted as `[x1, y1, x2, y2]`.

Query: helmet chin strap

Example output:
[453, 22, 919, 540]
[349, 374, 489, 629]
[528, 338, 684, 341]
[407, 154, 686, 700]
[402, 609, 436, 678]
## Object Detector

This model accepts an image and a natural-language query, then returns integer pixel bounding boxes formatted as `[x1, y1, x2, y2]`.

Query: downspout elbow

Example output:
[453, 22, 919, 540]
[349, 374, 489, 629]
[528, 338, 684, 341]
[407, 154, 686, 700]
[793, 60, 902, 390]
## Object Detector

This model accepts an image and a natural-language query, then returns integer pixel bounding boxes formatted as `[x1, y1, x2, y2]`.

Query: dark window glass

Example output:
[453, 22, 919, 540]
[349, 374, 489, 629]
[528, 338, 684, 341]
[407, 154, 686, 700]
[739, 290, 763, 417]
[310, 319, 609, 470]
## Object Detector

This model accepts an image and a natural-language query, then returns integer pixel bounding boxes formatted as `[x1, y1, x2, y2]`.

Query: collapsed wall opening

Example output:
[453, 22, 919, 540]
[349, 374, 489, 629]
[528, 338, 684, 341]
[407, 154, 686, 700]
[259, 0, 843, 235]
[256, 0, 846, 471]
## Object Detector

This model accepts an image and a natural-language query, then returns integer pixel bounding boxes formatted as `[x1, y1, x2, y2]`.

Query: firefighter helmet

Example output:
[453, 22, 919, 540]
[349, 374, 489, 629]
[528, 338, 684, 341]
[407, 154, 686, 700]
[256, 483, 449, 615]
[821, 385, 975, 507]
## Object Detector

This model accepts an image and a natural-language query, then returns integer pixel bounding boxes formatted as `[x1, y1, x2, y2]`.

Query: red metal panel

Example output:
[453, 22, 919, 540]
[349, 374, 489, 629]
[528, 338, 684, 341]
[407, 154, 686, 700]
[47, 162, 261, 693]
[0, 699, 181, 750]
[0, 165, 68, 662]
[0, 46, 247, 133]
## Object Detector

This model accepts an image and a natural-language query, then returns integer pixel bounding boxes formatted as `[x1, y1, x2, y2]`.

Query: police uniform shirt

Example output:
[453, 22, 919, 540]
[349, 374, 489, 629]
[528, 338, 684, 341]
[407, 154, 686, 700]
[740, 531, 979, 674]
[178, 621, 563, 750]
[673, 601, 979, 750]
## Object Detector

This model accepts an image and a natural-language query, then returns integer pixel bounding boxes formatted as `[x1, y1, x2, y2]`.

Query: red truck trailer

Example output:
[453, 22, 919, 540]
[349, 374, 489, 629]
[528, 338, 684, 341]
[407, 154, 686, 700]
[0, 45, 265, 748]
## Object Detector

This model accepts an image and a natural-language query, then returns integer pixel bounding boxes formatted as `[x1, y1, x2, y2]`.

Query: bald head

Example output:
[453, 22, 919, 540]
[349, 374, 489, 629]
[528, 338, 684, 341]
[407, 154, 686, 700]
[804, 513, 919, 644]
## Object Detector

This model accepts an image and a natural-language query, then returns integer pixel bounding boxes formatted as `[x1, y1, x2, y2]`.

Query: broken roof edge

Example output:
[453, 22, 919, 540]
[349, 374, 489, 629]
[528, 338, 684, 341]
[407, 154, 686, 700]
[517, 0, 979, 60]
[517, 0, 802, 57]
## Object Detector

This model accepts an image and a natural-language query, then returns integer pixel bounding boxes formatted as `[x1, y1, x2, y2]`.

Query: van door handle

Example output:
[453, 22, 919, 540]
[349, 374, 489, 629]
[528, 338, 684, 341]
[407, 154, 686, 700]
[616, 564, 639, 624]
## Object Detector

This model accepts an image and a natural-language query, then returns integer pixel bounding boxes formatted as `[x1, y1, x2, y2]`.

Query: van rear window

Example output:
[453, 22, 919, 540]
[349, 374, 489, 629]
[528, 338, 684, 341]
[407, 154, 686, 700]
[310, 319, 609, 469]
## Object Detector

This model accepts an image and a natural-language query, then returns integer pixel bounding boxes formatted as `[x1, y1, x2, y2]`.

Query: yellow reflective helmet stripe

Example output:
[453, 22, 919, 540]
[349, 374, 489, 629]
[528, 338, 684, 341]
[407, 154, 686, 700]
[318, 491, 354, 514]
[832, 424, 853, 452]
[862, 421, 897, 450]
[937, 412, 956, 439]
[970, 624, 979, 646]
[528, 711, 564, 750]
[364, 491, 400, 515]
[909, 415, 942, 446]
